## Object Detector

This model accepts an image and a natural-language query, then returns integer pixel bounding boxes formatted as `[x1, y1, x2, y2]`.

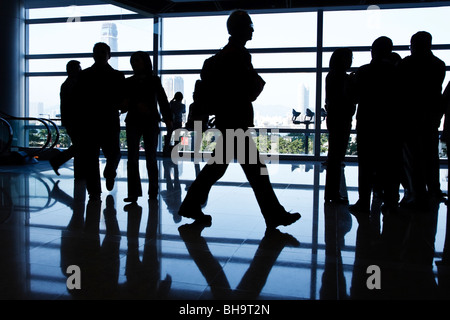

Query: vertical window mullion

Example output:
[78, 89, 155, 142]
[314, 9, 323, 159]
[153, 16, 162, 76]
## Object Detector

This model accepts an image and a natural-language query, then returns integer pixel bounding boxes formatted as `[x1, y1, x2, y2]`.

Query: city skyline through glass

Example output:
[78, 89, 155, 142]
[25, 3, 450, 157]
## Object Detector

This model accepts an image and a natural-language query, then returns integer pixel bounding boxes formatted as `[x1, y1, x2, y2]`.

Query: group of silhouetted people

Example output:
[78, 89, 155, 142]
[51, 11, 449, 230]
[325, 31, 447, 216]
[50, 43, 174, 204]
[50, 12, 449, 229]
[50, 10, 301, 231]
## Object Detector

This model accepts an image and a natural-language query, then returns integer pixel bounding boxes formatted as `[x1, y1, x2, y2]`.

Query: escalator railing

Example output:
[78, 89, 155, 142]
[0, 111, 60, 163]
[36, 117, 60, 157]
[0, 116, 13, 155]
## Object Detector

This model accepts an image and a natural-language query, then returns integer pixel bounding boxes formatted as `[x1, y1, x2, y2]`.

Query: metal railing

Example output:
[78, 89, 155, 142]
[0, 111, 60, 161]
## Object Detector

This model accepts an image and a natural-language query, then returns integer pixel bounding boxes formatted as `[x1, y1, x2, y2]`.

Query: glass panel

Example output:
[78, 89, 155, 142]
[162, 15, 229, 51]
[248, 12, 317, 49]
[323, 6, 450, 47]
[161, 52, 316, 71]
[27, 4, 137, 19]
[162, 11, 317, 51]
[160, 73, 317, 130]
[28, 76, 66, 118]
[28, 58, 92, 73]
[320, 132, 358, 158]
[28, 18, 153, 54]
[161, 54, 211, 71]
[254, 73, 317, 129]
[277, 132, 316, 156]
[322, 51, 372, 69]
[252, 52, 316, 69]
[28, 56, 134, 73]
[28, 76, 129, 125]
[161, 74, 198, 112]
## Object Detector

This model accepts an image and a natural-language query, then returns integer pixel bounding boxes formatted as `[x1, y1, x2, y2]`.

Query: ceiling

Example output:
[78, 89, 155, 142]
[23, 0, 450, 15]
[108, 0, 449, 15]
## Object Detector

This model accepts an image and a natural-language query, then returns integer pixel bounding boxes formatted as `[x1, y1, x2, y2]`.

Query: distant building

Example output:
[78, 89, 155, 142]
[163, 77, 174, 101]
[299, 84, 309, 115]
[163, 76, 185, 101]
[101, 22, 118, 69]
[173, 76, 184, 99]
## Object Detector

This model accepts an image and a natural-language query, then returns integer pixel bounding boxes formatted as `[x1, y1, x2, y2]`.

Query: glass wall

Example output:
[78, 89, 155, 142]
[25, 2, 450, 158]
[26, 5, 153, 149]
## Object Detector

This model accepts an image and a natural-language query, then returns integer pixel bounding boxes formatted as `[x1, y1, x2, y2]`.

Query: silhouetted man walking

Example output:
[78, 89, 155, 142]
[50, 60, 82, 177]
[178, 10, 300, 230]
[76, 42, 125, 199]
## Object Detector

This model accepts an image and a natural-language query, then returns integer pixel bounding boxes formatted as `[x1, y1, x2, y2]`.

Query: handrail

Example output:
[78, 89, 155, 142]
[39, 117, 60, 151]
[0, 111, 52, 157]
[0, 116, 13, 155]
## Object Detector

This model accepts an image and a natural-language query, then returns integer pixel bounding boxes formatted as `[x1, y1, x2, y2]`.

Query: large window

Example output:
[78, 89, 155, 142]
[161, 12, 317, 130]
[25, 2, 450, 158]
[26, 5, 152, 120]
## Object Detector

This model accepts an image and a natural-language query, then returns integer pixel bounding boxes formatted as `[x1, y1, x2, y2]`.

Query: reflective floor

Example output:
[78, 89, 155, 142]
[0, 156, 450, 301]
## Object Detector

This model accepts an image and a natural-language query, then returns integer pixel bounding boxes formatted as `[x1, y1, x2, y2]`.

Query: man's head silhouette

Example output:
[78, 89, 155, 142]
[66, 60, 81, 78]
[93, 42, 111, 65]
[410, 31, 432, 57]
[371, 36, 393, 61]
[227, 10, 254, 43]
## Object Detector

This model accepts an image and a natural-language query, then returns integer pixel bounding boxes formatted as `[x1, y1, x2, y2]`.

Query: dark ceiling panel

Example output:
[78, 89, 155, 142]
[108, 0, 448, 15]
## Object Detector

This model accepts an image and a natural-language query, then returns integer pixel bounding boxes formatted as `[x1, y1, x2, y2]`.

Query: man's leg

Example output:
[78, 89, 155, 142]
[101, 127, 122, 191]
[239, 137, 300, 229]
[125, 125, 143, 201]
[143, 127, 160, 199]
[179, 135, 228, 220]
[82, 141, 102, 199]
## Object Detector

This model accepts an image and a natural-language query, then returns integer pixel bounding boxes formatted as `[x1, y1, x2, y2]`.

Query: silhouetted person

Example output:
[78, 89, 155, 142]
[124, 200, 172, 299]
[324, 48, 356, 204]
[170, 91, 186, 129]
[185, 82, 209, 132]
[351, 36, 401, 215]
[123, 51, 172, 203]
[398, 31, 446, 209]
[76, 42, 125, 199]
[62, 194, 121, 299]
[439, 82, 450, 292]
[50, 60, 82, 177]
[164, 91, 185, 156]
[177, 10, 300, 229]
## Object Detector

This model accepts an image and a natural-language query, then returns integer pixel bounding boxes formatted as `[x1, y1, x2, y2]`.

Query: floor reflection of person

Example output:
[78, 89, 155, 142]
[178, 220, 299, 299]
[123, 200, 172, 298]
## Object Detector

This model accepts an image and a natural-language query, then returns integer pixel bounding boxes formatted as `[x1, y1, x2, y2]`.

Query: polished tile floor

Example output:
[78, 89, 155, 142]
[0, 156, 449, 301]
